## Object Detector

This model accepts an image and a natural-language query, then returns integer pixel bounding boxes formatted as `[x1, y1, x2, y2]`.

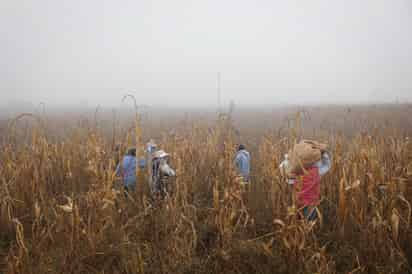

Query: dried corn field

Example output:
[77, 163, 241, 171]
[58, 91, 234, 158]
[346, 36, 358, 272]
[1, 104, 412, 274]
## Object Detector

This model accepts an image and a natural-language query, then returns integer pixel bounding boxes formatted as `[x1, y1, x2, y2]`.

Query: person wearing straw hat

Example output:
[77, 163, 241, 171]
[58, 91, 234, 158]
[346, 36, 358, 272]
[150, 149, 176, 199]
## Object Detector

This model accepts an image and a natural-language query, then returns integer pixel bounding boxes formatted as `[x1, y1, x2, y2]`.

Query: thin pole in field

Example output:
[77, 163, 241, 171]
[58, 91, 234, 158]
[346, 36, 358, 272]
[217, 72, 221, 112]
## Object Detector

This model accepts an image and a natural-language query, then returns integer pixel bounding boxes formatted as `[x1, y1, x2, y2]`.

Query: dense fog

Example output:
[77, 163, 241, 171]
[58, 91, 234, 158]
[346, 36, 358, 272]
[1, 0, 411, 108]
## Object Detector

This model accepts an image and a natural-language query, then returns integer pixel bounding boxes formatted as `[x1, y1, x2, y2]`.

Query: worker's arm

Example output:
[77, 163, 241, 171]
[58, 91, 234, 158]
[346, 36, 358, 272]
[316, 152, 332, 176]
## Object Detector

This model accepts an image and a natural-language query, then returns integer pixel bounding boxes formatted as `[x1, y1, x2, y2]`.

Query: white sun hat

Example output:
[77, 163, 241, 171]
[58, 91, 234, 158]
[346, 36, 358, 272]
[153, 150, 170, 159]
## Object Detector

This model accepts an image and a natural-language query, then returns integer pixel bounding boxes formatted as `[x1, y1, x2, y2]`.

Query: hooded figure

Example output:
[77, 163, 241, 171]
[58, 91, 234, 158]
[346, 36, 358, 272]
[234, 144, 251, 183]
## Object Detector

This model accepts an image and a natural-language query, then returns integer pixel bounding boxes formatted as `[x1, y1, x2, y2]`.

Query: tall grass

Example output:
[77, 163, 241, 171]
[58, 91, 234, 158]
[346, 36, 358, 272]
[1, 105, 412, 274]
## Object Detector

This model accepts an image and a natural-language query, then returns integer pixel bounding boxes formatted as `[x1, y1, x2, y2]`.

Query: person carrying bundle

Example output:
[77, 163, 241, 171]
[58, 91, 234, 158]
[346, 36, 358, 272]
[280, 140, 332, 221]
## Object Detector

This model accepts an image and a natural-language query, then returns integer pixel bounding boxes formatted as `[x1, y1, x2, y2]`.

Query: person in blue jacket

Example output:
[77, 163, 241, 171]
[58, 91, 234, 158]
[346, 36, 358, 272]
[234, 144, 251, 183]
[116, 147, 146, 194]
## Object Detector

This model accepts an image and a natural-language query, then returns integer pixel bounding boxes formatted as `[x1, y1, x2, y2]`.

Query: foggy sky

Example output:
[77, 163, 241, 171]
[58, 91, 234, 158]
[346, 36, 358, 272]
[1, 0, 411, 107]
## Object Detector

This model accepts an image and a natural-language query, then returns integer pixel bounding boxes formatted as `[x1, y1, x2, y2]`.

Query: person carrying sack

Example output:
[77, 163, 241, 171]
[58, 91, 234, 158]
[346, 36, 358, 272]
[281, 140, 332, 221]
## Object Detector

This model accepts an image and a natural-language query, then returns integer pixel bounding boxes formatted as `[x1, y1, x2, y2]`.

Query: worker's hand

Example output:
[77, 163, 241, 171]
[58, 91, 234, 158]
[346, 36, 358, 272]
[321, 151, 330, 158]
[288, 172, 297, 179]
[308, 140, 328, 152]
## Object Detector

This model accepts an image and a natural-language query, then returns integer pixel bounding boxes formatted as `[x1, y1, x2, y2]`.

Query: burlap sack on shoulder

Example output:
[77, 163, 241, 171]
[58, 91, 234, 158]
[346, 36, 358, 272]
[300, 139, 328, 151]
[286, 139, 327, 176]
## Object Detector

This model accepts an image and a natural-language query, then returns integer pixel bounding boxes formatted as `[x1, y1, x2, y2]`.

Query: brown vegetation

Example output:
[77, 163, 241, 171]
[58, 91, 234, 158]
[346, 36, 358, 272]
[1, 104, 412, 274]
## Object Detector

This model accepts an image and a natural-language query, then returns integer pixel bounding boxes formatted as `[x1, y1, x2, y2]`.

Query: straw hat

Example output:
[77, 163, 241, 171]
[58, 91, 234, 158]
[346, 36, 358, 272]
[153, 150, 169, 159]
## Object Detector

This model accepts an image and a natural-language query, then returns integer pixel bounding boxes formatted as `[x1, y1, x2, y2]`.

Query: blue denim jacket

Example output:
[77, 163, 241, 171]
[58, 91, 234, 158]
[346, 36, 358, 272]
[234, 149, 251, 180]
[116, 155, 146, 188]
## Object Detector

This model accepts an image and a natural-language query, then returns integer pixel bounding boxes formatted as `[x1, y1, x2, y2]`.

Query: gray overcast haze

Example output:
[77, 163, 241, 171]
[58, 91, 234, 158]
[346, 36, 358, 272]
[1, 0, 411, 108]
